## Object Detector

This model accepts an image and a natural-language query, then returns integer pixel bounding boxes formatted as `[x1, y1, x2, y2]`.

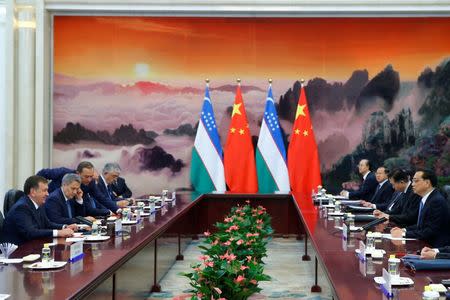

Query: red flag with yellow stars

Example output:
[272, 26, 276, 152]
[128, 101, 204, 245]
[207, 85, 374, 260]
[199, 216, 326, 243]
[288, 84, 322, 201]
[224, 84, 258, 193]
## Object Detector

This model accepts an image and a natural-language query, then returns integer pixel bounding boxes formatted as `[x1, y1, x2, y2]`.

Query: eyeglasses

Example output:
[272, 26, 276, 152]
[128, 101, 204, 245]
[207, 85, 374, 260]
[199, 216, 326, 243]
[412, 178, 424, 183]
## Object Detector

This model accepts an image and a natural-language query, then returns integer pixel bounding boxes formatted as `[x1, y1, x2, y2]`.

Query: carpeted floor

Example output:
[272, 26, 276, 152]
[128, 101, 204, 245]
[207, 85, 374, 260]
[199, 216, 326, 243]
[147, 238, 333, 300]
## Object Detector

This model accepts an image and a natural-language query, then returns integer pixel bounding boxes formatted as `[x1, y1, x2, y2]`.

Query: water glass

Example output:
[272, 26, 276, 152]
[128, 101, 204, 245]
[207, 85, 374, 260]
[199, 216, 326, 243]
[388, 255, 400, 277]
[41, 246, 51, 263]
[334, 201, 341, 212]
[366, 233, 375, 250]
[91, 223, 99, 236]
[161, 189, 168, 201]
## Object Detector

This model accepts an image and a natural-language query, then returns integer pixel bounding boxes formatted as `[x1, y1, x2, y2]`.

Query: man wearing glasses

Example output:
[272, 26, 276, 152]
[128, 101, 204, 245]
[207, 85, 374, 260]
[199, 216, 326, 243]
[391, 169, 450, 247]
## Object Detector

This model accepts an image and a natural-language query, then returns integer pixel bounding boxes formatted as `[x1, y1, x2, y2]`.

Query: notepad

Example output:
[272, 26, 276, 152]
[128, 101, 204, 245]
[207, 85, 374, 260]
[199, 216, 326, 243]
[66, 237, 85, 243]
[381, 234, 417, 241]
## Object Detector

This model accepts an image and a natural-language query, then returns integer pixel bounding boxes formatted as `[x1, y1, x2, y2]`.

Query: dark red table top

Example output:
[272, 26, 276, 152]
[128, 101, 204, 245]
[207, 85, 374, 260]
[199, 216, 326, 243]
[0, 192, 198, 299]
[1, 193, 448, 300]
[293, 194, 450, 300]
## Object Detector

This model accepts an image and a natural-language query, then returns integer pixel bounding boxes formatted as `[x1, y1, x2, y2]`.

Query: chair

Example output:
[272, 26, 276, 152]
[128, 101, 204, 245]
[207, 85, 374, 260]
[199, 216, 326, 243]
[0, 210, 3, 234]
[443, 185, 450, 200]
[3, 189, 25, 216]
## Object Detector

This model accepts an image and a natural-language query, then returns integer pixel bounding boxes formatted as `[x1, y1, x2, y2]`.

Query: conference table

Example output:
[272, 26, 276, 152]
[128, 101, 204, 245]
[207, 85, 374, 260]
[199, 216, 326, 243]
[0, 192, 448, 299]
[296, 196, 450, 299]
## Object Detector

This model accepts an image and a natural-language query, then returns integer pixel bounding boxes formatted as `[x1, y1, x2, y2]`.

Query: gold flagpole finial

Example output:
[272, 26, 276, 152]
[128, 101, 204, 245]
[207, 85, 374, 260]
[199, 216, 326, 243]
[300, 78, 305, 87]
[268, 78, 273, 85]
[237, 78, 241, 85]
[205, 78, 210, 87]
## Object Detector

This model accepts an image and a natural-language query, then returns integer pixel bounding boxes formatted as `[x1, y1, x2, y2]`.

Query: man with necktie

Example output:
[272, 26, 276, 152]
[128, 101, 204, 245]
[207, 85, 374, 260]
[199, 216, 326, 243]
[111, 176, 132, 199]
[37, 161, 114, 216]
[340, 159, 378, 200]
[391, 169, 450, 247]
[2, 176, 76, 245]
[360, 166, 394, 206]
[44, 173, 97, 225]
[97, 163, 130, 209]
[370, 169, 420, 227]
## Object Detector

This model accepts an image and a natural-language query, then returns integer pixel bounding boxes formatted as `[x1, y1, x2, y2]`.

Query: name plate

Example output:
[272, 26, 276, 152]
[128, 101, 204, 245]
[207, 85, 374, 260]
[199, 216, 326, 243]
[172, 192, 177, 206]
[342, 223, 348, 240]
[358, 241, 366, 261]
[381, 268, 392, 297]
[136, 210, 141, 223]
[69, 241, 84, 262]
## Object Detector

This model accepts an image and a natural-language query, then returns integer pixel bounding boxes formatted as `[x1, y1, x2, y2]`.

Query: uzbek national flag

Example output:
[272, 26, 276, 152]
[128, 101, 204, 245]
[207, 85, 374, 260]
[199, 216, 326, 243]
[256, 84, 290, 193]
[190, 85, 226, 193]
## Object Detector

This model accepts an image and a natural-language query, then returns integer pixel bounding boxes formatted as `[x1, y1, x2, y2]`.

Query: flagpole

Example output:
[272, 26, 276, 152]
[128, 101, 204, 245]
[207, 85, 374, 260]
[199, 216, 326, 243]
[268, 78, 272, 87]
[205, 78, 209, 88]
[237, 78, 241, 86]
[300, 78, 305, 88]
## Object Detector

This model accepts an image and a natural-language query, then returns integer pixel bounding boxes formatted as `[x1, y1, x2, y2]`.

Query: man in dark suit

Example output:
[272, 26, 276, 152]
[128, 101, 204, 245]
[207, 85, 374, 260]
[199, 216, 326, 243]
[37, 161, 116, 216]
[98, 163, 130, 209]
[2, 176, 76, 245]
[340, 159, 378, 200]
[391, 169, 450, 247]
[44, 173, 97, 225]
[111, 177, 132, 199]
[372, 169, 421, 227]
[360, 166, 394, 206]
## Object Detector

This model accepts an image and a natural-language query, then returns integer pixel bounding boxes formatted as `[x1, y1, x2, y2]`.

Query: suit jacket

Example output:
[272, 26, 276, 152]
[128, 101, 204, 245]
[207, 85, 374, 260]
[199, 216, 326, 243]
[405, 189, 450, 247]
[437, 246, 450, 259]
[44, 189, 81, 225]
[348, 171, 378, 200]
[389, 185, 421, 227]
[95, 176, 119, 213]
[370, 180, 394, 205]
[79, 181, 112, 216]
[377, 191, 402, 212]
[111, 177, 132, 198]
[36, 167, 75, 193]
[2, 196, 64, 245]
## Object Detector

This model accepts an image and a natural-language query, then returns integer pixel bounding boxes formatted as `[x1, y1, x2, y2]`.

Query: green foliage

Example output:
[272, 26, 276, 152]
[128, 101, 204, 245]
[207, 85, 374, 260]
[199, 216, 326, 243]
[383, 157, 410, 172]
[438, 176, 450, 187]
[181, 202, 272, 300]
[419, 60, 450, 127]
[425, 156, 438, 170]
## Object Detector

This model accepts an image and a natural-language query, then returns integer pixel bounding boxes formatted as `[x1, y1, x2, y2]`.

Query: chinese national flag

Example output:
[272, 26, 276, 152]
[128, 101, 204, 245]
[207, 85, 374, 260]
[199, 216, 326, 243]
[224, 85, 258, 192]
[288, 85, 322, 201]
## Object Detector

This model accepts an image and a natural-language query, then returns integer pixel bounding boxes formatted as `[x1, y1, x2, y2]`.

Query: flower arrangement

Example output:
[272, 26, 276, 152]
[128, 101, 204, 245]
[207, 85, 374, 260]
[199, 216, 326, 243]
[182, 201, 273, 300]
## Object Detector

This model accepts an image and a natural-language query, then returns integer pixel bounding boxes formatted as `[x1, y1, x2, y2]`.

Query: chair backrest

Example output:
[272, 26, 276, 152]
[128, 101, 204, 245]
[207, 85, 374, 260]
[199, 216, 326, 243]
[3, 189, 25, 216]
[442, 185, 450, 200]
[0, 210, 4, 236]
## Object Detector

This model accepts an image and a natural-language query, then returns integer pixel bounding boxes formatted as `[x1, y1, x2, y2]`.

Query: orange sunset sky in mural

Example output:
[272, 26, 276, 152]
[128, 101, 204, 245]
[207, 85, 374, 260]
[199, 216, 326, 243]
[54, 16, 450, 81]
